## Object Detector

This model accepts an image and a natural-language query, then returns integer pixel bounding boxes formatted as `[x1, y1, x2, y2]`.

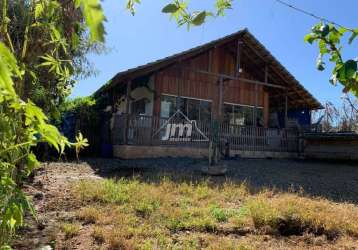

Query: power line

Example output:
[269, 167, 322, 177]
[273, 0, 353, 31]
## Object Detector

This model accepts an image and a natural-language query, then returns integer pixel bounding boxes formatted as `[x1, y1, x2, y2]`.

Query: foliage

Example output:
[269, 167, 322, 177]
[161, 0, 232, 28]
[0, 41, 69, 247]
[57, 96, 97, 158]
[58, 96, 96, 124]
[0, 0, 105, 247]
[74, 132, 89, 162]
[0, 0, 104, 118]
[304, 23, 358, 97]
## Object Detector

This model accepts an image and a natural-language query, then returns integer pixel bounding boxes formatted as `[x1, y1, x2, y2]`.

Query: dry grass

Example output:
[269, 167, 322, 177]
[61, 222, 81, 239]
[69, 178, 358, 249]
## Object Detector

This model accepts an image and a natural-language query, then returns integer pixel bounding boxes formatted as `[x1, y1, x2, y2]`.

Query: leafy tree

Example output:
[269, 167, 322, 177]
[0, 0, 104, 118]
[304, 24, 358, 97]
[0, 0, 102, 247]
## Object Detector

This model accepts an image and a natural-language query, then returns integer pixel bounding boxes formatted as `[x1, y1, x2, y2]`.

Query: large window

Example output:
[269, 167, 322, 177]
[160, 95, 212, 121]
[224, 103, 263, 126]
[160, 95, 177, 118]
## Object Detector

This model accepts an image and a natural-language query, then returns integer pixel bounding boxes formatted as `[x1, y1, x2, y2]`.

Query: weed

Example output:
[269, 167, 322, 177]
[210, 205, 229, 222]
[61, 222, 80, 239]
[77, 206, 102, 224]
[134, 199, 160, 218]
[91, 226, 105, 243]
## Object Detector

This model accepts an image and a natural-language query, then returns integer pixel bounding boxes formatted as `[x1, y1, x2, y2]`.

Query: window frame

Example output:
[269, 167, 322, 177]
[160, 94, 212, 121]
[223, 102, 264, 127]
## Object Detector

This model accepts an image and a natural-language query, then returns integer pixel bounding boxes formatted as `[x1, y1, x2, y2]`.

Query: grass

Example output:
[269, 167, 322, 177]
[61, 222, 81, 239]
[69, 178, 358, 249]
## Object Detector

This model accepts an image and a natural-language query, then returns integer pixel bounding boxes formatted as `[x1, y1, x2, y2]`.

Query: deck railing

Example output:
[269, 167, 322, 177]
[112, 114, 300, 153]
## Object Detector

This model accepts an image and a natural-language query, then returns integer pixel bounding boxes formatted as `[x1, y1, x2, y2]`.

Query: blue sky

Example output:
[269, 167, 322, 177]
[72, 0, 358, 106]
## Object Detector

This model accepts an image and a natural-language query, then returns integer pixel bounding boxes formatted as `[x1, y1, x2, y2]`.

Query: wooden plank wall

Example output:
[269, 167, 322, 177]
[153, 45, 269, 126]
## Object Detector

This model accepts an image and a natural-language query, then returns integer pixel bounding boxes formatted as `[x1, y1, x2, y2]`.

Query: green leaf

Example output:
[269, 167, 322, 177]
[126, 0, 141, 15]
[76, 0, 106, 42]
[304, 33, 317, 44]
[336, 60, 357, 82]
[318, 40, 328, 54]
[338, 26, 348, 34]
[0, 44, 17, 96]
[162, 3, 179, 13]
[344, 60, 357, 79]
[316, 54, 326, 71]
[328, 29, 341, 44]
[192, 11, 207, 26]
[0, 42, 22, 78]
[34, 2, 44, 19]
[348, 30, 358, 44]
[320, 24, 330, 37]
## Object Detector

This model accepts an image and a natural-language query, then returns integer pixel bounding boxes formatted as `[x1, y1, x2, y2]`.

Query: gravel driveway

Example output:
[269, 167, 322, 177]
[84, 157, 358, 203]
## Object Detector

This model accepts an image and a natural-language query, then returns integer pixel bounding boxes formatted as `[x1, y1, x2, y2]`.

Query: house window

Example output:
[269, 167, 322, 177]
[160, 95, 177, 118]
[132, 98, 146, 115]
[224, 103, 263, 126]
[160, 95, 212, 121]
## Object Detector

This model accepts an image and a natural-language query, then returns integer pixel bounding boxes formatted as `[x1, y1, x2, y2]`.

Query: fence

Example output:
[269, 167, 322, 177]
[112, 114, 300, 153]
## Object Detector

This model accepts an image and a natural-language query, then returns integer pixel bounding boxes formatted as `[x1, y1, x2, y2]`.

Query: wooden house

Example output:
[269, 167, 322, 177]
[94, 29, 321, 159]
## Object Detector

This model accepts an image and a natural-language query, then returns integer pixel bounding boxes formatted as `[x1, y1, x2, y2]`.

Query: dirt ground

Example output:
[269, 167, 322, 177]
[14, 157, 358, 249]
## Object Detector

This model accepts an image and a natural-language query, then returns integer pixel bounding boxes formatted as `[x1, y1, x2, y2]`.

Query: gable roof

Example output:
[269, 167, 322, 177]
[95, 29, 322, 110]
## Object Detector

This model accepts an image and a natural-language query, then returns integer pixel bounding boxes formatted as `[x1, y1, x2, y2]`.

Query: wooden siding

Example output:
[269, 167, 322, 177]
[152, 45, 269, 125]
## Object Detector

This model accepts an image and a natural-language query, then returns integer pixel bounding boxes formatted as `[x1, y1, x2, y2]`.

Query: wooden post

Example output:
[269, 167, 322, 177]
[218, 76, 224, 118]
[285, 93, 288, 128]
[236, 40, 242, 77]
[208, 50, 213, 72]
[124, 80, 132, 144]
[176, 66, 183, 115]
[254, 83, 258, 126]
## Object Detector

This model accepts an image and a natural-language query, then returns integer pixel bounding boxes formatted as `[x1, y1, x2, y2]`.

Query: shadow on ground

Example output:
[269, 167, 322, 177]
[84, 157, 358, 204]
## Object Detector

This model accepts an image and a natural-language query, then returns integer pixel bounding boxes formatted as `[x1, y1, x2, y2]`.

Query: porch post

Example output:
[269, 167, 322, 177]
[254, 83, 258, 126]
[218, 76, 224, 118]
[125, 80, 132, 114]
[285, 92, 288, 128]
[236, 40, 242, 77]
[176, 67, 182, 116]
[124, 80, 132, 144]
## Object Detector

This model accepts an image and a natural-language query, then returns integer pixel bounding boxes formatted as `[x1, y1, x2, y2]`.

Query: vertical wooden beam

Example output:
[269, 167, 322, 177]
[125, 80, 132, 114]
[263, 92, 269, 127]
[124, 80, 132, 144]
[285, 93, 288, 128]
[263, 65, 269, 127]
[254, 83, 258, 126]
[208, 49, 213, 72]
[265, 65, 268, 83]
[218, 76, 224, 118]
[176, 66, 182, 115]
[236, 40, 242, 77]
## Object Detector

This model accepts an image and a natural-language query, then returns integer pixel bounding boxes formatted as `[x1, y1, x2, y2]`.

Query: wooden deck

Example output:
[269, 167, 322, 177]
[112, 114, 300, 153]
